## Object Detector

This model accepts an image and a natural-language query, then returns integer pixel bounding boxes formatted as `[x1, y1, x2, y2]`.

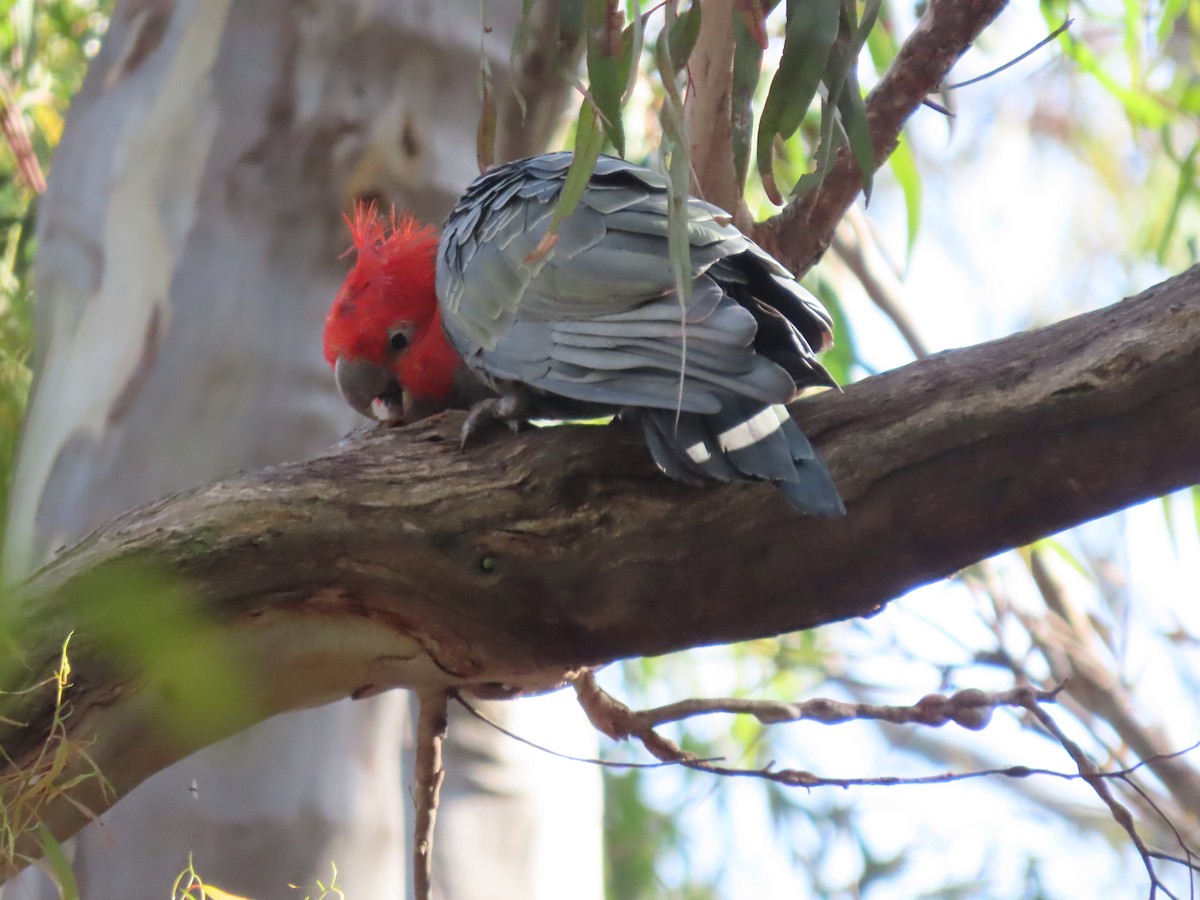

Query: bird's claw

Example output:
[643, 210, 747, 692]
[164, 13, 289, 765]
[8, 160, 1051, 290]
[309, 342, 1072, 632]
[460, 395, 526, 450]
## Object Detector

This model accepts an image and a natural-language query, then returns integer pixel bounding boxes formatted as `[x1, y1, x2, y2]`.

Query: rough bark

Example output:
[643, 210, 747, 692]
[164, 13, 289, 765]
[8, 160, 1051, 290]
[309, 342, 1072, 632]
[3, 264, 1198, 875]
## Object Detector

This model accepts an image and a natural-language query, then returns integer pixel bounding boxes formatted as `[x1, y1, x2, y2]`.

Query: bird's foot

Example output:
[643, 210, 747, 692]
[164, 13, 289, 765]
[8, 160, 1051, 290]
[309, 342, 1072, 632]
[460, 395, 527, 450]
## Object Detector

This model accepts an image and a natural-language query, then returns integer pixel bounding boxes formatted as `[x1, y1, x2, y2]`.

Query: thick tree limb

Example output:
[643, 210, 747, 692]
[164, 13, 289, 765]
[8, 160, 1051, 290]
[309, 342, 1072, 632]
[1, 264, 1199, 875]
[753, 0, 1009, 274]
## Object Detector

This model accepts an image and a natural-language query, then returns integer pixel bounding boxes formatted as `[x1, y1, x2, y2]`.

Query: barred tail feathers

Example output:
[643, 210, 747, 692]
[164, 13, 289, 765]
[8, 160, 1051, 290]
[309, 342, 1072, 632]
[639, 397, 844, 516]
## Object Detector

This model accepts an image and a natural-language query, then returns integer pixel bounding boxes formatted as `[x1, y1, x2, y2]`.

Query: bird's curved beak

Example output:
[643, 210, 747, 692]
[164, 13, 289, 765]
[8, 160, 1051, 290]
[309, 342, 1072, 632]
[334, 355, 405, 423]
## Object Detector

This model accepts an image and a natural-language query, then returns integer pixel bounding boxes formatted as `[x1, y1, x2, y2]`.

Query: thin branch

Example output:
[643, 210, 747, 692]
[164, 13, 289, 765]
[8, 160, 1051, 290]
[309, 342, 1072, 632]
[571, 671, 1200, 895]
[1121, 775, 1198, 897]
[830, 206, 931, 358]
[1021, 696, 1175, 899]
[631, 683, 1059, 732]
[450, 691, 720, 769]
[411, 690, 449, 900]
[1025, 547, 1200, 819]
[940, 17, 1073, 91]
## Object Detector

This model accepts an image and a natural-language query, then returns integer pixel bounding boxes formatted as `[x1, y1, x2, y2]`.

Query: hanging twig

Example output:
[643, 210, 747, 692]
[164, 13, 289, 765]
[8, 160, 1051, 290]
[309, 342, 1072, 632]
[940, 18, 1073, 91]
[411, 690, 449, 900]
[1019, 696, 1179, 899]
[830, 206, 931, 358]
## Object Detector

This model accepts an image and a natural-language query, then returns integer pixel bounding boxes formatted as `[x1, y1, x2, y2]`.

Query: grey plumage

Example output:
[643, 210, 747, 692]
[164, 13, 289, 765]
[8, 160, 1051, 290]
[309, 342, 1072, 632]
[436, 152, 844, 516]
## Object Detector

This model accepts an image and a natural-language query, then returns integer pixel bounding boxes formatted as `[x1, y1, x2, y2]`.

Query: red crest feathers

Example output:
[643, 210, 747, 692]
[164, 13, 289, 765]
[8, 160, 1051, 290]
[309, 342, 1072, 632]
[345, 200, 385, 252]
[324, 201, 444, 370]
[343, 200, 439, 257]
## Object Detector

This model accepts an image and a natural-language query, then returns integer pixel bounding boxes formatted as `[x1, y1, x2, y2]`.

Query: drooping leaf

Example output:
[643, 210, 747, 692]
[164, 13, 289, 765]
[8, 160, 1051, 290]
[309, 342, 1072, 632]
[791, 97, 841, 198]
[839, 0, 882, 199]
[731, 7, 765, 192]
[665, 135, 692, 304]
[865, 0, 898, 74]
[37, 825, 80, 900]
[887, 132, 922, 264]
[507, 0, 539, 119]
[837, 71, 874, 201]
[755, 0, 840, 204]
[653, 1, 688, 139]
[1156, 138, 1198, 263]
[619, 0, 644, 103]
[791, 0, 878, 202]
[476, 33, 497, 172]
[586, 0, 627, 155]
[665, 1, 702, 73]
[534, 101, 605, 261]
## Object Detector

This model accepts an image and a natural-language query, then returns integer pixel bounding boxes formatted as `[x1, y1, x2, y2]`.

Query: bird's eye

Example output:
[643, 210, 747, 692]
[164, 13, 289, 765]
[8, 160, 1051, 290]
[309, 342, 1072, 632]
[387, 328, 412, 354]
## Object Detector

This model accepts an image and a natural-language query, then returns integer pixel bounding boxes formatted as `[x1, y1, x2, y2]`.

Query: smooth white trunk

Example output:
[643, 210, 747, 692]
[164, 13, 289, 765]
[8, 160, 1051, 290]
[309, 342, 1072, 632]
[4, 1, 598, 897]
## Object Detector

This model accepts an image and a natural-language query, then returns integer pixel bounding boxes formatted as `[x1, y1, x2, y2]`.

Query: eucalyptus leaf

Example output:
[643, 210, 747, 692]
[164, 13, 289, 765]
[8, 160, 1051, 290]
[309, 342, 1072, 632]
[586, 0, 627, 155]
[755, 0, 840, 203]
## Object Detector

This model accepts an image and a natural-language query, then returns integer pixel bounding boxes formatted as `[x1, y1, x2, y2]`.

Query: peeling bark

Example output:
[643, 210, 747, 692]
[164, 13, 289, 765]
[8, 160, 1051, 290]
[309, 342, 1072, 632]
[3, 264, 1198, 875]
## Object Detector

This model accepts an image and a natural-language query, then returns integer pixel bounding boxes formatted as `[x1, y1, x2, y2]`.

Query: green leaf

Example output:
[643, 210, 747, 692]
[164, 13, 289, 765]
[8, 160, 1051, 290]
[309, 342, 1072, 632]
[665, 136, 692, 305]
[731, 9, 765, 192]
[756, 0, 840, 203]
[507, 0, 540, 119]
[792, 0, 878, 201]
[559, 0, 588, 37]
[1156, 138, 1198, 263]
[840, 0, 881, 200]
[837, 73, 874, 201]
[1058, 32, 1172, 129]
[38, 824, 80, 900]
[619, 1, 644, 103]
[544, 102, 605, 249]
[1032, 536, 1094, 583]
[791, 97, 840, 198]
[666, 1, 702, 73]
[807, 275, 859, 384]
[653, 1, 687, 139]
[865, 2, 898, 73]
[1154, 0, 1188, 45]
[887, 132, 922, 263]
[476, 38, 497, 172]
[586, 0, 626, 156]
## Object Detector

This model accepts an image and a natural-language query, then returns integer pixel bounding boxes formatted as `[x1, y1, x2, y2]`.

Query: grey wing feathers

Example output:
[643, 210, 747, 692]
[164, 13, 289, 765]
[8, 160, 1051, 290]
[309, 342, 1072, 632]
[436, 153, 843, 515]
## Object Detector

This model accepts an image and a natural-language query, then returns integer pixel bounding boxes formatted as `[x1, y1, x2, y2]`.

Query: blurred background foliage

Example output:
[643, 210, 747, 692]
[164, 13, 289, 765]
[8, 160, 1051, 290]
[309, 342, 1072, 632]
[2, 0, 1199, 898]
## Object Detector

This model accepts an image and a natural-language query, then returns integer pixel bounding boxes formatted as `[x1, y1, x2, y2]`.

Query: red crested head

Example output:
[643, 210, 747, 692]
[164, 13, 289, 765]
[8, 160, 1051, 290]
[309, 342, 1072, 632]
[323, 202, 462, 423]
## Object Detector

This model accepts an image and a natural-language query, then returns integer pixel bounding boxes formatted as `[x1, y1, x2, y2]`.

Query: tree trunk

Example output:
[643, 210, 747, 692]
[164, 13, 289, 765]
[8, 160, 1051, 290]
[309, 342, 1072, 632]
[3, 1, 597, 898]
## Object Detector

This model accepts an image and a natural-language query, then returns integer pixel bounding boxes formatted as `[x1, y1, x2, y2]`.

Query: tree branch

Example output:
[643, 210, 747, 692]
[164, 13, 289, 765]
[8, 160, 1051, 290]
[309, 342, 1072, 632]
[753, 0, 1009, 274]
[412, 690, 449, 900]
[1, 264, 1198, 876]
